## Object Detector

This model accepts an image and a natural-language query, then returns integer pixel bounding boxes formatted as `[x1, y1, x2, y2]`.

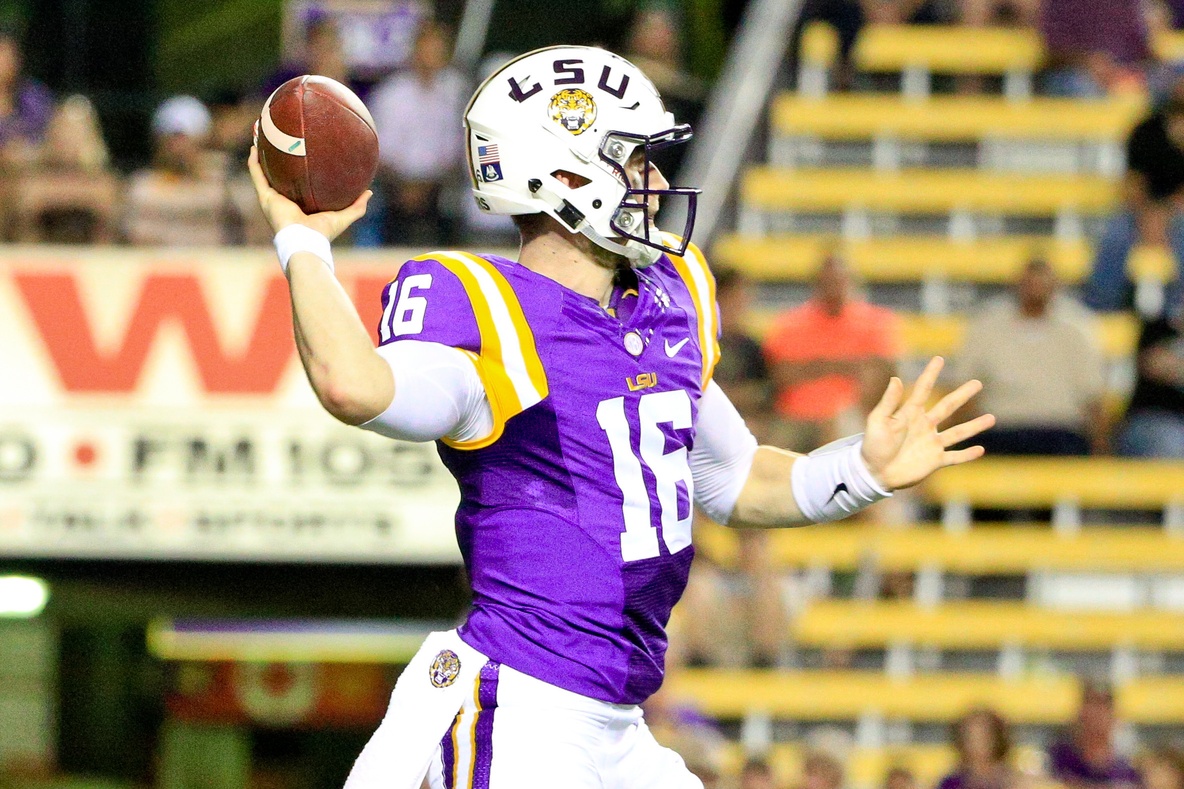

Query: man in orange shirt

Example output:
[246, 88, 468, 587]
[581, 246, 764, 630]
[762, 253, 903, 449]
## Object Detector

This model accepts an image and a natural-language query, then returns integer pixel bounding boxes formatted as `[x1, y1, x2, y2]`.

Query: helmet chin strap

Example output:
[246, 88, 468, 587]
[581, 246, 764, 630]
[529, 180, 664, 268]
[580, 224, 662, 268]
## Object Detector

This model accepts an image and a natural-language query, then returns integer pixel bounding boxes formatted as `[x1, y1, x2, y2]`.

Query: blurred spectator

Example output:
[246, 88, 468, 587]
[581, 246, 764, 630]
[741, 757, 781, 789]
[209, 91, 256, 160]
[673, 523, 788, 668]
[208, 92, 272, 245]
[714, 266, 774, 439]
[795, 750, 846, 789]
[125, 96, 232, 246]
[263, 12, 354, 99]
[369, 21, 466, 245]
[1087, 91, 1184, 314]
[762, 253, 901, 451]
[884, 766, 917, 789]
[626, 8, 705, 104]
[955, 258, 1107, 456]
[0, 25, 53, 168]
[1146, 1, 1184, 36]
[961, 0, 1039, 27]
[40, 95, 108, 173]
[1116, 305, 1184, 458]
[1040, 0, 1150, 97]
[625, 7, 705, 168]
[1047, 682, 1141, 789]
[1140, 747, 1184, 789]
[10, 95, 118, 243]
[938, 708, 1024, 789]
[790, 0, 947, 90]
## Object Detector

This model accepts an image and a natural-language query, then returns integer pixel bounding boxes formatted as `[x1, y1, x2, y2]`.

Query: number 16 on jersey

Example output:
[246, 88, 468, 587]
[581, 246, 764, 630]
[596, 390, 694, 562]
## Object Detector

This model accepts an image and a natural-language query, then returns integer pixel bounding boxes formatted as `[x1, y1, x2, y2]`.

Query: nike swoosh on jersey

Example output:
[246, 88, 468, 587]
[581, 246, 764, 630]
[664, 338, 689, 357]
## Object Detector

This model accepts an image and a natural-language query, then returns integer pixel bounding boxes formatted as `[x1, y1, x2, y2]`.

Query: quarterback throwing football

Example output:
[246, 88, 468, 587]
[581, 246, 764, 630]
[249, 46, 994, 789]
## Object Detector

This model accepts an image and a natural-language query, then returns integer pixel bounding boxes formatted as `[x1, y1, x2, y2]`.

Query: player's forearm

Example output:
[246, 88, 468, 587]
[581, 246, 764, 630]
[287, 252, 394, 425]
[728, 446, 807, 527]
[729, 437, 893, 528]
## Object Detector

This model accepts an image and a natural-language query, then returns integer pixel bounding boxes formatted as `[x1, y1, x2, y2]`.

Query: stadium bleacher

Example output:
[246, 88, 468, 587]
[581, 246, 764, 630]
[697, 522, 1184, 575]
[717, 741, 1048, 789]
[682, 19, 1184, 787]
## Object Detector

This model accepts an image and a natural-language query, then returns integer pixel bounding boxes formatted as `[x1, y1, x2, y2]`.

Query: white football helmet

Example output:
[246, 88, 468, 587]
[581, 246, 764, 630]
[464, 45, 699, 267]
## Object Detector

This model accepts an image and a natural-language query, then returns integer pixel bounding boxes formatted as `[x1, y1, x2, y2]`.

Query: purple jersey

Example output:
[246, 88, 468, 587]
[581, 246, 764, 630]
[377, 246, 719, 704]
[1047, 741, 1141, 788]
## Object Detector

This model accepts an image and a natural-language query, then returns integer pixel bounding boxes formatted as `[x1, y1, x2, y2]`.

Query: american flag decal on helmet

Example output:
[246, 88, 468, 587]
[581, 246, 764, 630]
[477, 145, 503, 182]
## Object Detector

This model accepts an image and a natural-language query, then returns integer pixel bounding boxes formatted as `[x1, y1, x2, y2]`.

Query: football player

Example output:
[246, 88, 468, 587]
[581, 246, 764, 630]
[248, 46, 994, 789]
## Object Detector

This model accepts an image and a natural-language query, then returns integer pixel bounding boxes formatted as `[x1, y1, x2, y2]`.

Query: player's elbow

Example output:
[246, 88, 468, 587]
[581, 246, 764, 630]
[311, 364, 393, 427]
[318, 385, 374, 425]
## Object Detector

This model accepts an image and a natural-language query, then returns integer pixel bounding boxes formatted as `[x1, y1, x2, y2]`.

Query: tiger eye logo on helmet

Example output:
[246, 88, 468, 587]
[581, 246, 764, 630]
[549, 88, 597, 135]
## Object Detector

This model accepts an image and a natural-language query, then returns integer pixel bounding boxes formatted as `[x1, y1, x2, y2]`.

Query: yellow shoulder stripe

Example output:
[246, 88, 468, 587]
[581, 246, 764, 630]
[457, 251, 548, 401]
[667, 240, 720, 388]
[410, 252, 547, 450]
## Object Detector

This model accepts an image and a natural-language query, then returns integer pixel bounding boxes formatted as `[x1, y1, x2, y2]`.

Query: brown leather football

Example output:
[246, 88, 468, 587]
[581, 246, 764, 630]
[257, 75, 379, 214]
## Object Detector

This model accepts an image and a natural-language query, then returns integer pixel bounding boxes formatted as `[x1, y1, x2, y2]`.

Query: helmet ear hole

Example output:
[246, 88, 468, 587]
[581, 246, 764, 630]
[551, 169, 591, 189]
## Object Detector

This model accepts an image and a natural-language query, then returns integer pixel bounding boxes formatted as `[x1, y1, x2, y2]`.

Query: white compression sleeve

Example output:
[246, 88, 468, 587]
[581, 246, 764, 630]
[689, 380, 760, 525]
[360, 341, 493, 444]
[789, 434, 892, 522]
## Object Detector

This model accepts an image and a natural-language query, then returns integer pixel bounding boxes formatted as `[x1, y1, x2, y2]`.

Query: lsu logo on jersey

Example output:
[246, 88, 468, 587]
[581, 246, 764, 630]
[549, 88, 597, 135]
[627, 372, 658, 392]
[429, 649, 461, 688]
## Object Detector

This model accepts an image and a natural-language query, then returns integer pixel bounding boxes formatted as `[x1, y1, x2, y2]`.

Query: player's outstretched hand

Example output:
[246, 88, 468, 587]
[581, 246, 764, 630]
[860, 357, 995, 491]
[247, 145, 370, 241]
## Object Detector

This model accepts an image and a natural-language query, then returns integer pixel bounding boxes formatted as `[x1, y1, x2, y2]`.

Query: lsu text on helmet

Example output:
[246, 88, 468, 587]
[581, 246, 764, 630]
[464, 45, 700, 267]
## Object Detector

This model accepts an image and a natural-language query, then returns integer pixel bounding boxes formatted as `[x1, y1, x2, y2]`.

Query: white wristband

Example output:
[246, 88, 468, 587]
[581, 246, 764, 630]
[274, 224, 333, 275]
[790, 434, 892, 523]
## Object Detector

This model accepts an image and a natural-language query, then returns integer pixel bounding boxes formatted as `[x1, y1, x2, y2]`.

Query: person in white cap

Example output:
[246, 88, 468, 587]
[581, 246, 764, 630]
[125, 95, 235, 246]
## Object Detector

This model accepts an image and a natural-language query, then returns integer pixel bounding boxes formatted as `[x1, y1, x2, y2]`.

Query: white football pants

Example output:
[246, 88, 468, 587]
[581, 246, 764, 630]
[341, 629, 701, 789]
[427, 657, 702, 789]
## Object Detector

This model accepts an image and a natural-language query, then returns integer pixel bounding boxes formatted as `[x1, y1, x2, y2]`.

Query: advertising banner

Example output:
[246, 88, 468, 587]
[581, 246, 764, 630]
[0, 246, 466, 563]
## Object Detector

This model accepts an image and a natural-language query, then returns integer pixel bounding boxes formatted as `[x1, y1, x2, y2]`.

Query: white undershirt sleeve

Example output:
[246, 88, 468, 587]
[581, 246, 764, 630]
[689, 380, 760, 525]
[360, 341, 494, 444]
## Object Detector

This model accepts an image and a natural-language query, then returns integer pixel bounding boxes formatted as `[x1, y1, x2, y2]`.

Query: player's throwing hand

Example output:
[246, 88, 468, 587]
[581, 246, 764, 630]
[247, 145, 370, 240]
[861, 356, 996, 490]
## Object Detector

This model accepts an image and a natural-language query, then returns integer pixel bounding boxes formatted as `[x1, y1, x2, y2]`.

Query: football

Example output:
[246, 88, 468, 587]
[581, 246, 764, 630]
[256, 75, 379, 214]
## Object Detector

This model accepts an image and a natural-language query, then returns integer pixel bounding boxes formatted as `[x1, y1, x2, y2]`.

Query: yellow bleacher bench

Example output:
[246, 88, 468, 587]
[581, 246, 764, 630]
[793, 600, 1184, 650]
[713, 235, 1178, 287]
[1128, 245, 1178, 284]
[666, 670, 1079, 723]
[1154, 30, 1184, 63]
[924, 458, 1184, 510]
[1120, 677, 1184, 723]
[696, 523, 1184, 574]
[877, 526, 1184, 574]
[853, 25, 1044, 76]
[667, 670, 1184, 725]
[771, 94, 1145, 143]
[742, 169, 1118, 216]
[713, 235, 1095, 283]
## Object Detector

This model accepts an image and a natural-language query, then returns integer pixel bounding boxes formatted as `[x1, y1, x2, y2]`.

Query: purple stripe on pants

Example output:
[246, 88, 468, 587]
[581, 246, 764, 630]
[472, 661, 500, 789]
[441, 714, 458, 789]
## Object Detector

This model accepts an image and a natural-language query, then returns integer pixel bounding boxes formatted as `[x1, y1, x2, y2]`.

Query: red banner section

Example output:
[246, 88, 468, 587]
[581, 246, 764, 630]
[3, 249, 399, 398]
[167, 662, 393, 728]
